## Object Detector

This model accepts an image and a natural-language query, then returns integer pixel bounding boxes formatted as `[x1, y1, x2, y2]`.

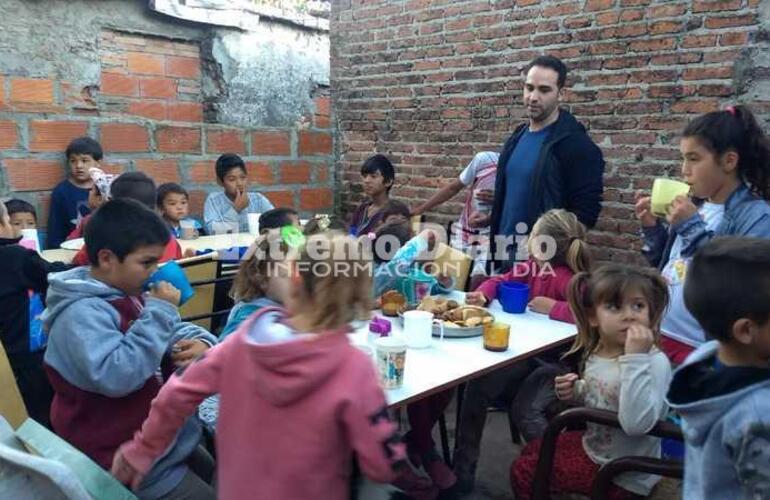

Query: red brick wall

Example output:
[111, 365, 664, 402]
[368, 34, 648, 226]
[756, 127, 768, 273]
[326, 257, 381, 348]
[331, 0, 769, 263]
[0, 29, 333, 229]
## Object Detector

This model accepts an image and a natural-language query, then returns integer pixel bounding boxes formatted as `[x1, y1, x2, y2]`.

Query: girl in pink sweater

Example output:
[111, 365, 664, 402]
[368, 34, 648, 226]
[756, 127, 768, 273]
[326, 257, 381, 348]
[465, 208, 592, 323]
[111, 232, 406, 500]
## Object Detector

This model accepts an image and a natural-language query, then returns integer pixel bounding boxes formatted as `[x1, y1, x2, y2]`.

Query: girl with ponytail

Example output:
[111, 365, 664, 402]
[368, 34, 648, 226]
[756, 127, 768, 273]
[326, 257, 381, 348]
[635, 105, 770, 363]
[466, 208, 592, 323]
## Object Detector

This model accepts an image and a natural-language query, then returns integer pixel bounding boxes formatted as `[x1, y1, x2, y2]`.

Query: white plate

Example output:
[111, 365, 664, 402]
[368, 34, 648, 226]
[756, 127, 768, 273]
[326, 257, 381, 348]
[60, 238, 84, 250]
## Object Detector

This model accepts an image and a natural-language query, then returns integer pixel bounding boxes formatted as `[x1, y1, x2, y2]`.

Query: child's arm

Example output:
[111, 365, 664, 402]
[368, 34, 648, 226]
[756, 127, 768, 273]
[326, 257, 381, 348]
[113, 340, 229, 487]
[19, 249, 70, 293]
[46, 297, 180, 397]
[678, 209, 770, 259]
[618, 327, 672, 435]
[474, 262, 531, 304]
[372, 233, 429, 297]
[46, 190, 67, 249]
[341, 355, 406, 483]
[547, 301, 575, 323]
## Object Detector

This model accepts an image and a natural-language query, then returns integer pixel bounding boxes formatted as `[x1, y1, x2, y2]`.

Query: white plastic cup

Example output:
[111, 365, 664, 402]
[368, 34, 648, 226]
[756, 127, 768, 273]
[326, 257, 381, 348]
[403, 310, 433, 349]
[375, 336, 407, 389]
[20, 229, 40, 253]
[247, 213, 261, 236]
[179, 219, 197, 240]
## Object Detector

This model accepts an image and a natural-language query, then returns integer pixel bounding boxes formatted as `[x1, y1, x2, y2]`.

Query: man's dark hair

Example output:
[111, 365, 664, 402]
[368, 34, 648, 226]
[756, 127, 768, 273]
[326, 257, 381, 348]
[360, 154, 396, 193]
[65, 136, 103, 161]
[4, 199, 37, 220]
[85, 199, 170, 265]
[157, 182, 189, 207]
[685, 237, 770, 342]
[259, 207, 298, 232]
[215, 153, 247, 182]
[111, 172, 157, 209]
[525, 55, 568, 89]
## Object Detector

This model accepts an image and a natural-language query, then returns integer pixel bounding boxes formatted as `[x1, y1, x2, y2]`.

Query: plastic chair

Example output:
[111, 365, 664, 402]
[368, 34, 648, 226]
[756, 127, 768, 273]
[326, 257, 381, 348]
[531, 407, 684, 500]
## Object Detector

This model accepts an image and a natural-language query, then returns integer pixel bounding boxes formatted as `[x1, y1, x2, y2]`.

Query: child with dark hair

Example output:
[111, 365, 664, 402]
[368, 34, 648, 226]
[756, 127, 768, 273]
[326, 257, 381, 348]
[5, 199, 37, 238]
[157, 183, 203, 238]
[636, 105, 770, 364]
[0, 202, 69, 427]
[70, 172, 185, 266]
[349, 154, 396, 236]
[668, 237, 770, 499]
[47, 137, 102, 249]
[303, 214, 346, 235]
[379, 199, 411, 228]
[43, 199, 217, 499]
[203, 153, 274, 234]
[257, 207, 299, 233]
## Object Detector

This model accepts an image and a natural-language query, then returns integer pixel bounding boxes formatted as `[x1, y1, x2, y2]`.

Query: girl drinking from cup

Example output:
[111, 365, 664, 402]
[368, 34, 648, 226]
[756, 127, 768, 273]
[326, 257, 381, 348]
[635, 105, 770, 364]
[112, 232, 407, 499]
[511, 264, 671, 500]
[466, 208, 592, 322]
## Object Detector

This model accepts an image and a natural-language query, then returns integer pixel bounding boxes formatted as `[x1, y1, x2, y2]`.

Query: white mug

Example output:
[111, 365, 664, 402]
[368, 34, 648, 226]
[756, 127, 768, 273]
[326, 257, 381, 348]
[403, 310, 433, 349]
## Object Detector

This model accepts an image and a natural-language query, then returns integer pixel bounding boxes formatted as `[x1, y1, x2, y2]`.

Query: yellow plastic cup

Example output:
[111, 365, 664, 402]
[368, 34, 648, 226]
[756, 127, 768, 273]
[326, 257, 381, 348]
[651, 178, 690, 216]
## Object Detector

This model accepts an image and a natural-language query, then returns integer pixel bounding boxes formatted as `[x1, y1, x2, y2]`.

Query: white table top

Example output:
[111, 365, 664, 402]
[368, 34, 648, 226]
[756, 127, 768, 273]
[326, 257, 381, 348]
[41, 233, 257, 262]
[352, 291, 577, 408]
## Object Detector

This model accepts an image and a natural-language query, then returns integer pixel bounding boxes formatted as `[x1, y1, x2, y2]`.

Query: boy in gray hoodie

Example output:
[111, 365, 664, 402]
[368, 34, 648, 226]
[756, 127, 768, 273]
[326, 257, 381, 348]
[667, 237, 770, 499]
[43, 199, 217, 500]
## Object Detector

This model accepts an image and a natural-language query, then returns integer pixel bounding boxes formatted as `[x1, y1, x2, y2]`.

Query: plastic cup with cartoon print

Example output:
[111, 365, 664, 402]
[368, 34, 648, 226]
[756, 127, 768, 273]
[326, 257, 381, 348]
[375, 336, 407, 389]
[483, 322, 510, 352]
[179, 219, 197, 240]
[651, 178, 690, 217]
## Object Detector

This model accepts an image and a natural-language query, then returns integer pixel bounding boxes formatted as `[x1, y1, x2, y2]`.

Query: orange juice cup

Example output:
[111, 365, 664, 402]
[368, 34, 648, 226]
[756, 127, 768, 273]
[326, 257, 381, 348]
[483, 322, 510, 352]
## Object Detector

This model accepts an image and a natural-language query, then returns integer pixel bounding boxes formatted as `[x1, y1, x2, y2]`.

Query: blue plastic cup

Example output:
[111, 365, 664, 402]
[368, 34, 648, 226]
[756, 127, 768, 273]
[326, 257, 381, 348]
[144, 261, 195, 306]
[498, 282, 530, 314]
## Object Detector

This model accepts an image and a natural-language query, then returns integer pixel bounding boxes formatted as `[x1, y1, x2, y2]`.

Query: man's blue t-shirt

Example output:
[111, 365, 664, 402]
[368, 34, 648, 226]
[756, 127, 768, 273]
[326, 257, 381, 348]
[499, 124, 553, 236]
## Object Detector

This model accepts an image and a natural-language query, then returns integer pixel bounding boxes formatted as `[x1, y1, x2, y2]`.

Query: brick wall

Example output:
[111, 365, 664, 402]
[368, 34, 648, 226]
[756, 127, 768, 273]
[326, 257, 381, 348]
[0, 28, 333, 230]
[331, 0, 770, 263]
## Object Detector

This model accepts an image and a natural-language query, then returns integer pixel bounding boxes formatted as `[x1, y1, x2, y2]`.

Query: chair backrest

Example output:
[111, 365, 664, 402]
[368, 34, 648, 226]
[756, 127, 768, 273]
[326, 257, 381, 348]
[0, 343, 28, 429]
[177, 253, 219, 331]
[431, 243, 473, 291]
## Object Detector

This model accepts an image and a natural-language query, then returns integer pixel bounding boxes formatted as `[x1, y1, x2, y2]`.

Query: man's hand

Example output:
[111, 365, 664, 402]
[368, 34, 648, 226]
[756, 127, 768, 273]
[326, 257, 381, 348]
[468, 212, 491, 229]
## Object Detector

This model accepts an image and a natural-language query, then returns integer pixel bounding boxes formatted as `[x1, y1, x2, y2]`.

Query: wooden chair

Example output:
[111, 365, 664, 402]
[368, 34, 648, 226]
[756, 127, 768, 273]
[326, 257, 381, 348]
[531, 407, 684, 500]
[0, 343, 28, 429]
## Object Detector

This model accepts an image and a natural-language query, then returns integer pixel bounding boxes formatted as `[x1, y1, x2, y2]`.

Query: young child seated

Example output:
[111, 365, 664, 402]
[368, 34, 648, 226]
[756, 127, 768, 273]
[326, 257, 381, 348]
[203, 153, 274, 234]
[5, 199, 37, 237]
[257, 207, 300, 233]
[156, 183, 203, 238]
[43, 199, 217, 498]
[379, 199, 411, 228]
[71, 172, 185, 266]
[349, 154, 396, 236]
[466, 209, 590, 323]
[112, 231, 406, 499]
[512, 264, 671, 500]
[667, 237, 770, 498]
[0, 202, 69, 427]
[47, 137, 100, 249]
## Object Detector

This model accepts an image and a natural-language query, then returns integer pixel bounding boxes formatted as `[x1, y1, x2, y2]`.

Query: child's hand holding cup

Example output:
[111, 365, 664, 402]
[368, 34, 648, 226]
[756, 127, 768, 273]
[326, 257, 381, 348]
[145, 261, 195, 306]
[148, 281, 181, 307]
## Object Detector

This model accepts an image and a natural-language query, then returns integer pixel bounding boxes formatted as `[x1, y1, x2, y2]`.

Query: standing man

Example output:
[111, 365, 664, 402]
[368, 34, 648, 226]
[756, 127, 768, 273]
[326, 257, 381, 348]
[452, 55, 605, 495]
[482, 55, 604, 271]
